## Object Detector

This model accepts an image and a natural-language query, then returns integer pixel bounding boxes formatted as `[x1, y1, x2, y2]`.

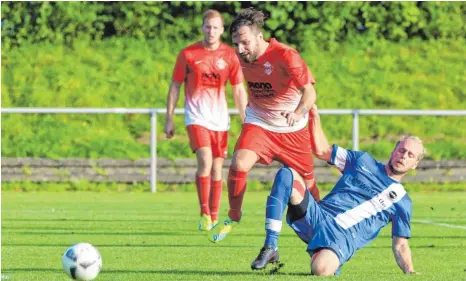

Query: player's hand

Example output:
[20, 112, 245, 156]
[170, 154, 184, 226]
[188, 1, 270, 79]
[309, 104, 319, 118]
[281, 111, 303, 126]
[164, 119, 175, 139]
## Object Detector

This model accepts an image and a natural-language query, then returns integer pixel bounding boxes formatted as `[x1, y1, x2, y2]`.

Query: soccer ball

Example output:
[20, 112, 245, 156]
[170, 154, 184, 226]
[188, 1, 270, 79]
[62, 243, 102, 281]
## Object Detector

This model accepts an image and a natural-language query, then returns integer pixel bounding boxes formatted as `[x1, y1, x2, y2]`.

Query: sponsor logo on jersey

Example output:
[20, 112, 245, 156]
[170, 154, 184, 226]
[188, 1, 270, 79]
[361, 166, 373, 175]
[216, 58, 227, 70]
[264, 61, 273, 75]
[248, 82, 272, 89]
[202, 72, 221, 87]
[389, 191, 397, 200]
[247, 81, 276, 99]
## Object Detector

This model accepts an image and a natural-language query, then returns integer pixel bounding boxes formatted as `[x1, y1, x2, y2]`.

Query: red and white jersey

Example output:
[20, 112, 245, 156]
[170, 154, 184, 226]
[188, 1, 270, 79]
[241, 38, 316, 133]
[172, 42, 243, 131]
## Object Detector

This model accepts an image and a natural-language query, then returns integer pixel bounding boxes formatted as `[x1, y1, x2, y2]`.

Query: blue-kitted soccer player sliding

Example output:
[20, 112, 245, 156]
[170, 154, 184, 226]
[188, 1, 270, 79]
[251, 105, 425, 275]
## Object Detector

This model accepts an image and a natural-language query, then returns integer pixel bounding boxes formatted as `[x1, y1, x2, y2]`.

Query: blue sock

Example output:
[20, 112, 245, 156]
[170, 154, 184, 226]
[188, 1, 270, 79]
[264, 168, 293, 250]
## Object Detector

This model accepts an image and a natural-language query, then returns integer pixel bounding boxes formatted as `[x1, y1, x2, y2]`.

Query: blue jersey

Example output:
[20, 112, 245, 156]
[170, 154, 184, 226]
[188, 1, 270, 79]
[320, 144, 412, 251]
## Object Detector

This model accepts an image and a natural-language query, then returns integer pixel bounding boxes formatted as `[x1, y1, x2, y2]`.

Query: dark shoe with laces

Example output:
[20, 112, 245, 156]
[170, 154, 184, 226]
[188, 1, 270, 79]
[251, 246, 279, 270]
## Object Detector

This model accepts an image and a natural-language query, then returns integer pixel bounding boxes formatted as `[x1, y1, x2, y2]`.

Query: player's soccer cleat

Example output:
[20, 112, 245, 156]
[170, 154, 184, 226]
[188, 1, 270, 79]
[207, 217, 239, 243]
[198, 214, 213, 231]
[212, 220, 218, 227]
[251, 246, 280, 270]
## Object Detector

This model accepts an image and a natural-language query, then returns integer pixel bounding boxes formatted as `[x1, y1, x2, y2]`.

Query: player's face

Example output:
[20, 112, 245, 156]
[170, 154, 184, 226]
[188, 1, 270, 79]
[389, 139, 423, 174]
[232, 26, 261, 63]
[202, 17, 224, 45]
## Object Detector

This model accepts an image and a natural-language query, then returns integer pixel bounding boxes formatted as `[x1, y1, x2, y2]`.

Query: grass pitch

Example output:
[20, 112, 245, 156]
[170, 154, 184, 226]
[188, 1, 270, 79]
[2, 191, 465, 281]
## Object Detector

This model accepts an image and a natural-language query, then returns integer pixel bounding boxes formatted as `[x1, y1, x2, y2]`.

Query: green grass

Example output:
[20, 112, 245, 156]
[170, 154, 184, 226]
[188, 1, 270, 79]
[2, 191, 465, 281]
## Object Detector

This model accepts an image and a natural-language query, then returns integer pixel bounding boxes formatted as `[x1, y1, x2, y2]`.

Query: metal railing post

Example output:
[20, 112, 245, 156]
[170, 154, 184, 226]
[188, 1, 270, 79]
[150, 110, 157, 193]
[352, 110, 359, 151]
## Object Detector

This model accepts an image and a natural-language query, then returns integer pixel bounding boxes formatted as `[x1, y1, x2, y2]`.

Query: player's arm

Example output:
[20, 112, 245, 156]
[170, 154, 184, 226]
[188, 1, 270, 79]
[282, 84, 316, 127]
[281, 49, 317, 126]
[229, 51, 247, 123]
[232, 83, 247, 123]
[308, 105, 332, 162]
[293, 83, 316, 121]
[164, 81, 182, 138]
[392, 236, 417, 274]
[165, 51, 187, 139]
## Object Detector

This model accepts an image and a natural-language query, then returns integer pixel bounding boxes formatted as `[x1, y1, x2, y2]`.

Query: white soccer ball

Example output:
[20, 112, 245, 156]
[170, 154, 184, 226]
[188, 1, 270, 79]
[62, 243, 102, 281]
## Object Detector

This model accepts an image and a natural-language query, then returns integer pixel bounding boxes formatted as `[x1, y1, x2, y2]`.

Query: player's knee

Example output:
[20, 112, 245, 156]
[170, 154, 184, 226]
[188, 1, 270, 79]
[310, 250, 339, 276]
[197, 160, 212, 175]
[311, 264, 334, 276]
[231, 150, 257, 171]
[210, 159, 224, 180]
[230, 157, 250, 171]
[196, 148, 213, 172]
[271, 167, 293, 196]
[311, 260, 337, 276]
[274, 167, 293, 184]
[287, 188, 308, 222]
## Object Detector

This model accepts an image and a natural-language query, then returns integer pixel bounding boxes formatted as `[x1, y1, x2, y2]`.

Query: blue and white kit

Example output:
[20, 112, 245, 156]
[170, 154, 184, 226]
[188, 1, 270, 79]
[287, 144, 412, 272]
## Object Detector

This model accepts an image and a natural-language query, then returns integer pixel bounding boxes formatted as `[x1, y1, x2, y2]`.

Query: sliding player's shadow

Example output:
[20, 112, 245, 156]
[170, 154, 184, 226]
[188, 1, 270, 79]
[2, 267, 310, 276]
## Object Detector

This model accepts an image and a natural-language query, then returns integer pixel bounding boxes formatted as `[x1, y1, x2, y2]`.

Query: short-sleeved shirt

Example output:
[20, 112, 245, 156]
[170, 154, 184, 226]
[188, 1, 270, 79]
[172, 42, 243, 131]
[322, 145, 412, 248]
[289, 145, 412, 269]
[241, 38, 316, 133]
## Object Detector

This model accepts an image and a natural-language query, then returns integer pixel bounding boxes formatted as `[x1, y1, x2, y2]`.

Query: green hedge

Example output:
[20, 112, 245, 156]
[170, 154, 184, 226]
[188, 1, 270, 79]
[2, 38, 465, 160]
[2, 2, 465, 51]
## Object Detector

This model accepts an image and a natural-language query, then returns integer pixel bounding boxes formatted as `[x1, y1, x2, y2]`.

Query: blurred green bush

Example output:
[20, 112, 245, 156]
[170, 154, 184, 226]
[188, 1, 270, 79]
[2, 37, 465, 160]
[2, 2, 465, 51]
[2, 2, 465, 160]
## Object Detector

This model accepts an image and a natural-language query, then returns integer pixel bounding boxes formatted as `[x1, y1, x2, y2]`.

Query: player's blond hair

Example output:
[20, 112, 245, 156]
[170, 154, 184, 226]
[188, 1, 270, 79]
[202, 9, 224, 26]
[395, 136, 427, 161]
[230, 7, 267, 35]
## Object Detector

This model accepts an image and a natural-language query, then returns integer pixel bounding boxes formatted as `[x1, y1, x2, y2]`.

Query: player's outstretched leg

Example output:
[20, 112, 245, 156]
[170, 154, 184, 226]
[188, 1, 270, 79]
[251, 246, 280, 270]
[208, 167, 246, 243]
[252, 167, 293, 269]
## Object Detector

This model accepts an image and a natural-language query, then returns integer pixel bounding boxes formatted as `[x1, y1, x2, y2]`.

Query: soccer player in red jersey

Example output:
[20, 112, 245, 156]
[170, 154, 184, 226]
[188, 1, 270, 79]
[209, 8, 320, 243]
[164, 10, 247, 231]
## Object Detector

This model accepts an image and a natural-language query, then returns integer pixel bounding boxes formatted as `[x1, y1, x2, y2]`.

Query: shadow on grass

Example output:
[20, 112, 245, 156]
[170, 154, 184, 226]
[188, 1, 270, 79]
[2, 267, 311, 276]
[2, 218, 180, 223]
[3, 230, 465, 240]
[2, 243, 259, 248]
[3, 243, 464, 250]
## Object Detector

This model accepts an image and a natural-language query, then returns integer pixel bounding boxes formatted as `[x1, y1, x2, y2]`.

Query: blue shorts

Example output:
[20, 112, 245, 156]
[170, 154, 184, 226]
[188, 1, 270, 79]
[286, 191, 356, 269]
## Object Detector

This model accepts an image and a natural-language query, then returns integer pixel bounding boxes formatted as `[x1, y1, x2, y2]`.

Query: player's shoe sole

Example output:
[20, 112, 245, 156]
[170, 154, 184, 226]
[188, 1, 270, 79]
[207, 217, 239, 243]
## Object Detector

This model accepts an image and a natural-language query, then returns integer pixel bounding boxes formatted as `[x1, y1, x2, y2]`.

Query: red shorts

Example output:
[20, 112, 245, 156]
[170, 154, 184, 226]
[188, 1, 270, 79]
[234, 123, 315, 180]
[186, 125, 228, 159]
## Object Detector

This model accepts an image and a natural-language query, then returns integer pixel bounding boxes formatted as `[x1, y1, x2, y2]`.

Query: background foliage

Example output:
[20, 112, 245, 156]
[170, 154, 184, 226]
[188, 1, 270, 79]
[2, 1, 466, 160]
[2, 1, 466, 50]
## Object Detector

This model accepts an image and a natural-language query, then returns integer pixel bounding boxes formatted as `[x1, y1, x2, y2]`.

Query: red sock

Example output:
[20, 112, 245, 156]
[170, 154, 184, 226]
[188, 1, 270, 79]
[308, 179, 321, 202]
[196, 175, 211, 216]
[210, 180, 223, 222]
[227, 169, 248, 221]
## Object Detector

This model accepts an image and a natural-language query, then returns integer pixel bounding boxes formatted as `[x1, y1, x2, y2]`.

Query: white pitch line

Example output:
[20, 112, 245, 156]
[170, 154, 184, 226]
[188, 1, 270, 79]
[412, 219, 466, 230]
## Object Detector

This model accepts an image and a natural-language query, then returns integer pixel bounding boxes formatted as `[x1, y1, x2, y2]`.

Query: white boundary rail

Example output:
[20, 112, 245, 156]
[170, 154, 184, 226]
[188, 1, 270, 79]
[2, 107, 466, 193]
